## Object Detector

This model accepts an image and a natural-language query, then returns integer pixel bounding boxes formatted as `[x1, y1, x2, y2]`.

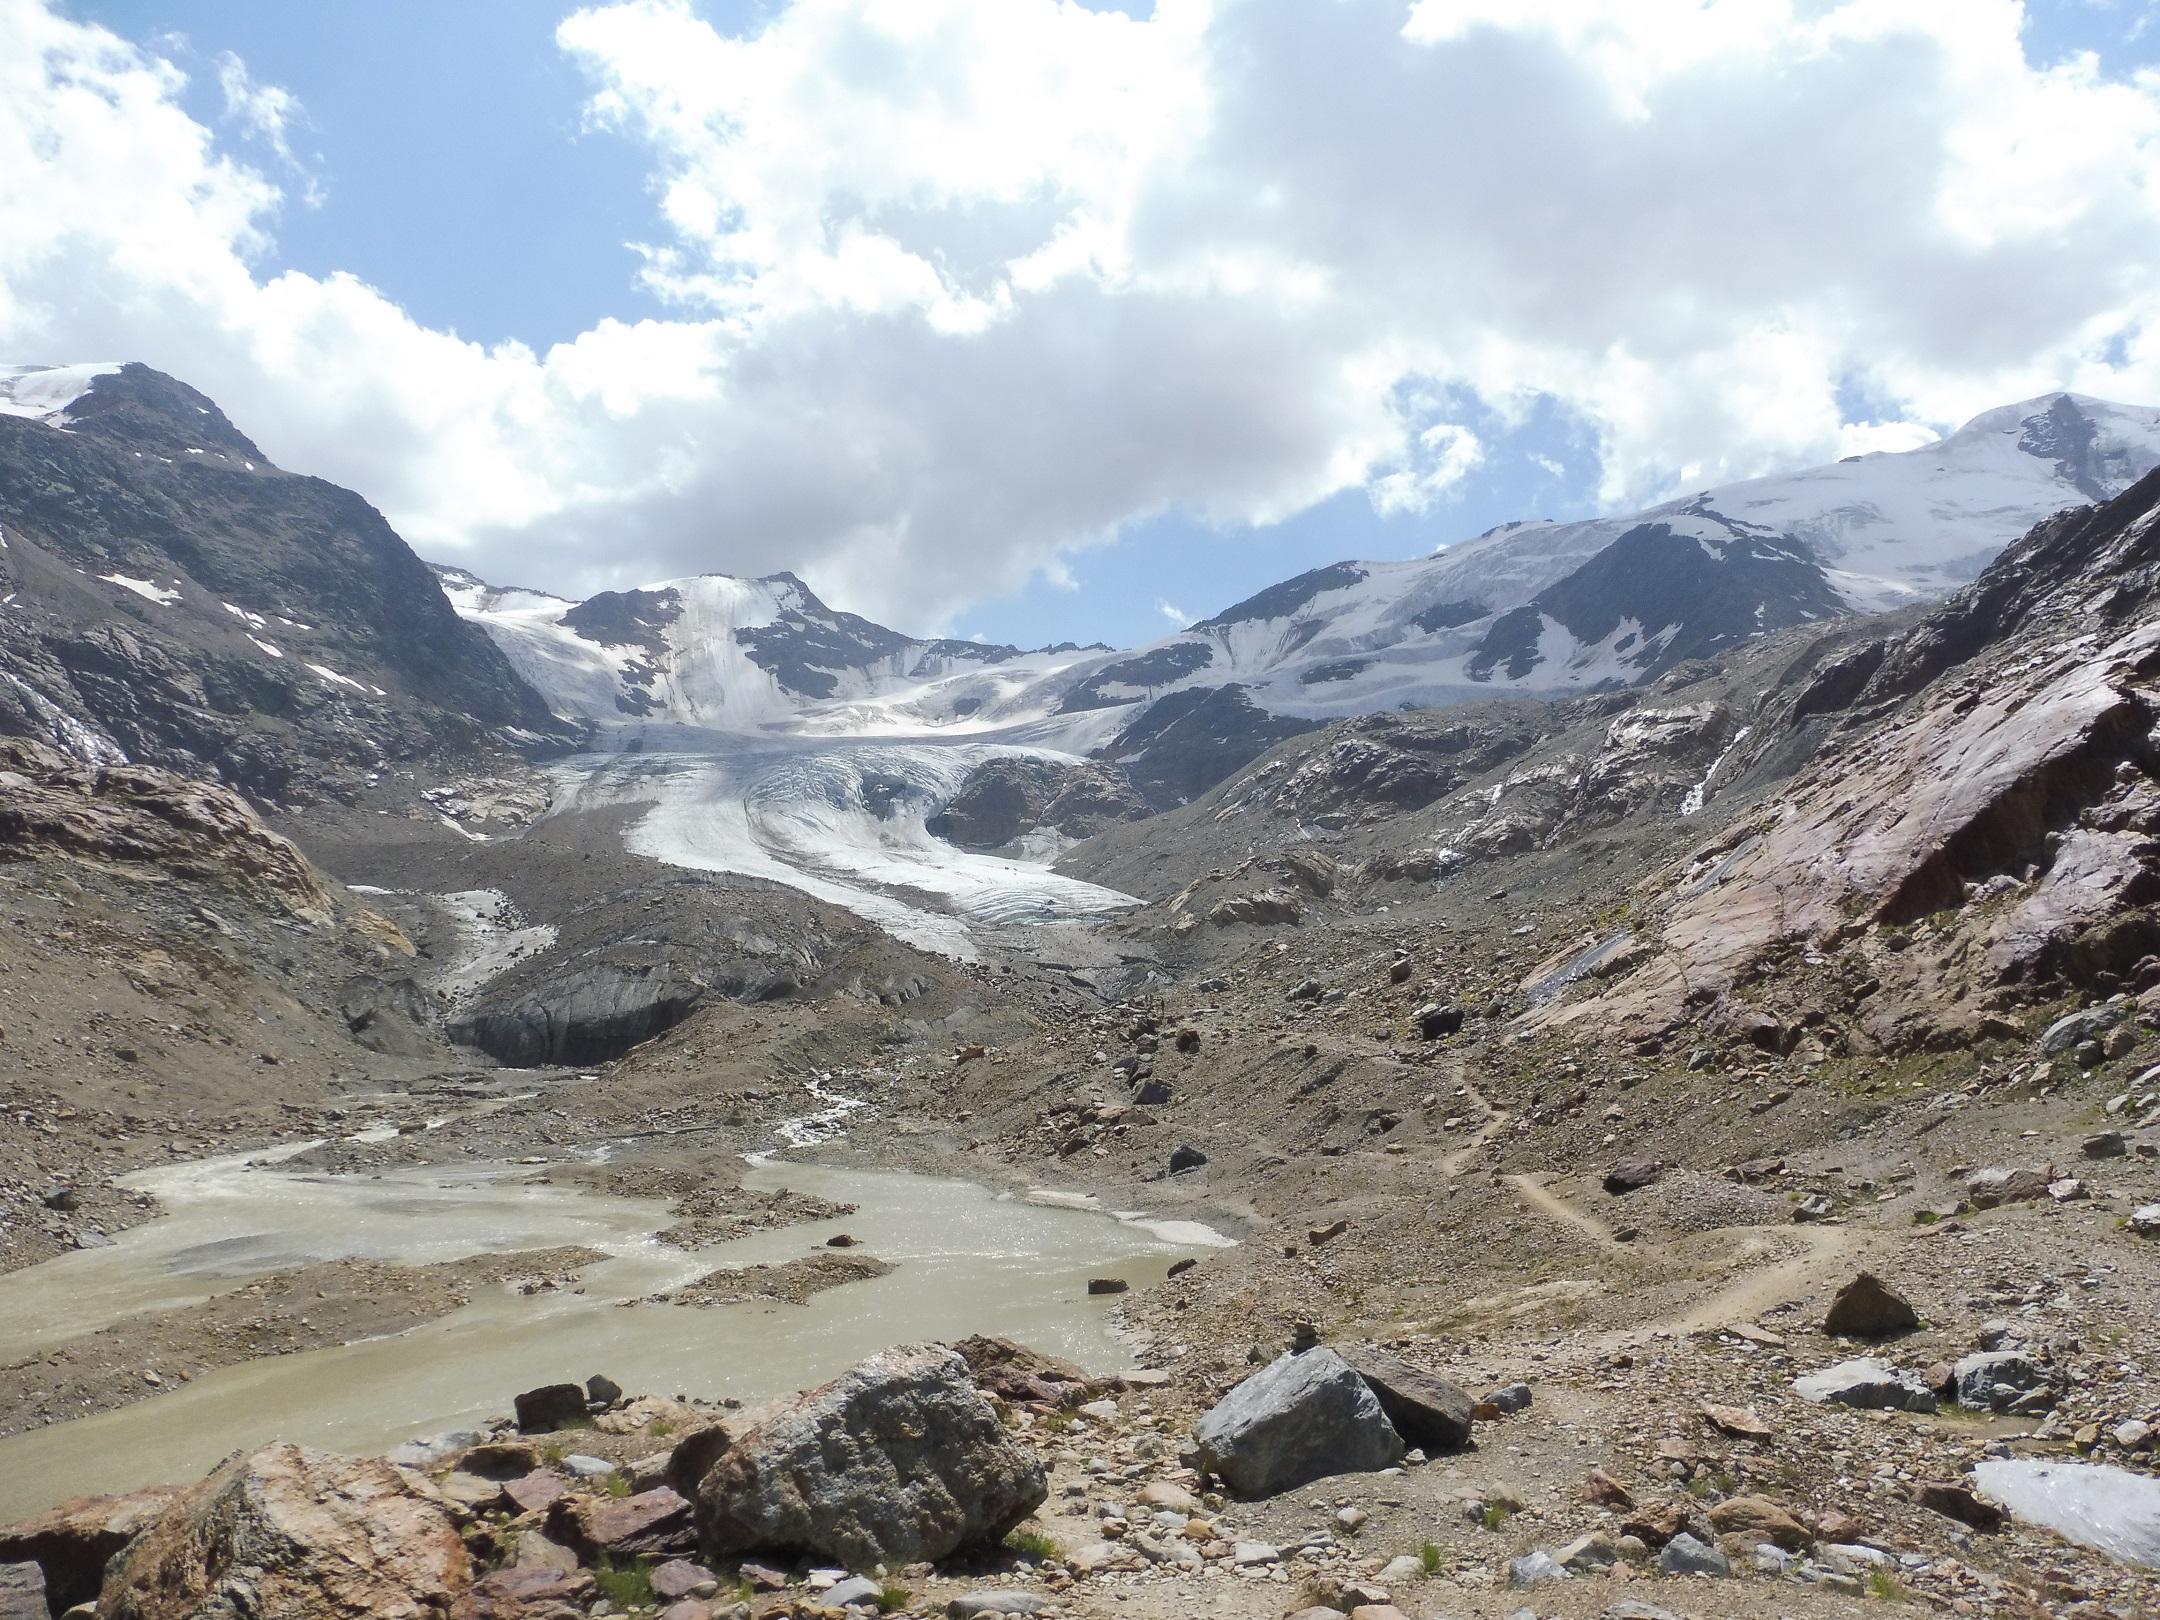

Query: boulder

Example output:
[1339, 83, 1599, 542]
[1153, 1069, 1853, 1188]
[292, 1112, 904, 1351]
[1656, 1531, 1730, 1576]
[649, 1560, 719, 1601]
[1411, 1003, 1465, 1041]
[1482, 1382, 1533, 1414]
[1619, 1500, 1689, 1548]
[0, 1563, 45, 1620]
[501, 1471, 568, 1516]
[1601, 1159, 1664, 1196]
[2043, 1005, 2124, 1053]
[1582, 1468, 1635, 1509]
[1822, 1272, 1920, 1338]
[586, 1374, 624, 1406]
[1914, 1480, 2007, 1531]
[950, 1336, 1095, 1407]
[1339, 1347, 1475, 1453]
[691, 1344, 1047, 1569]
[465, 1565, 595, 1620]
[101, 1443, 472, 1620]
[947, 1593, 1056, 1618]
[548, 1488, 696, 1559]
[1191, 1348, 1404, 1496]
[1967, 1167, 2053, 1208]
[513, 1383, 591, 1434]
[1507, 1550, 1569, 1587]
[2084, 1130, 2130, 1159]
[1705, 1495, 1812, 1550]
[1791, 1358, 1937, 1412]
[1952, 1350, 2049, 1411]
[0, 1485, 182, 1613]
[1168, 1145, 1208, 1174]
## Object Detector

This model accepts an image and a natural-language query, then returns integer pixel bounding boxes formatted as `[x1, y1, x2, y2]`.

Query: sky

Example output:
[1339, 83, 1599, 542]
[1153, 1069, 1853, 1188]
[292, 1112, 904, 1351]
[9, 1, 2160, 649]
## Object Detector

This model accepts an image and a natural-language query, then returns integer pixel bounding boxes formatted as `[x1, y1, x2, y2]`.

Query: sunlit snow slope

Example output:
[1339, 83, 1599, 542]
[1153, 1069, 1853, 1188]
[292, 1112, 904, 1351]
[445, 392, 2160, 951]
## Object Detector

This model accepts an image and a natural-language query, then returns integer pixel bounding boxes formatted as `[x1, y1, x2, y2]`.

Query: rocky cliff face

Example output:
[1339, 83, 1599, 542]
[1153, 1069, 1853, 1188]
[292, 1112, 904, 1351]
[0, 365, 573, 804]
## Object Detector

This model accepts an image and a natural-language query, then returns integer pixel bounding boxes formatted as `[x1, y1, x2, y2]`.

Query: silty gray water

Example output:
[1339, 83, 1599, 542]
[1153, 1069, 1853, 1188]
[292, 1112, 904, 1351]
[0, 1148, 1226, 1522]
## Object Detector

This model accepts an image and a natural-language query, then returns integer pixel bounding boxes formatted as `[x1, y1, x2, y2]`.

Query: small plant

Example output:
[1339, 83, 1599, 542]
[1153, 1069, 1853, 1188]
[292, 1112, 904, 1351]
[1685, 1477, 1712, 1498]
[650, 1420, 675, 1438]
[601, 1472, 632, 1499]
[541, 1444, 564, 1466]
[1867, 1565, 1909, 1602]
[1004, 1527, 1058, 1561]
[875, 1582, 911, 1613]
[1418, 1542, 1443, 1575]
[1481, 1502, 1513, 1530]
[591, 1555, 654, 1609]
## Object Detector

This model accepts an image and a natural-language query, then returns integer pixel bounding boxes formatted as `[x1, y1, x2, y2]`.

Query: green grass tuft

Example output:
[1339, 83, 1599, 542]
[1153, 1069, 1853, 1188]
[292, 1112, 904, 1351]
[1004, 1527, 1059, 1560]
[1418, 1542, 1443, 1575]
[876, 1582, 912, 1613]
[591, 1555, 654, 1608]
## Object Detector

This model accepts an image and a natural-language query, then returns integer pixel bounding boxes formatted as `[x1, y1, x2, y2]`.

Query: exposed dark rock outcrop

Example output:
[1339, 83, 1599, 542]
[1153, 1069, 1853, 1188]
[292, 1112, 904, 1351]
[0, 364, 574, 801]
[926, 757, 1149, 851]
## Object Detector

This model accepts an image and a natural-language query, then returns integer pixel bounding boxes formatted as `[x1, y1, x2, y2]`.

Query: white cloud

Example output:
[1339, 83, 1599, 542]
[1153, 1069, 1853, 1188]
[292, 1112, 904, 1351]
[6, 0, 2160, 634]
[1156, 598, 1192, 625]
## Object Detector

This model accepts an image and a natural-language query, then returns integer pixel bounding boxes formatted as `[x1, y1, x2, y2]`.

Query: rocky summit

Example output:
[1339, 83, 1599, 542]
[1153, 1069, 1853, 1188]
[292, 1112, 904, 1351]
[10, 369, 2160, 1620]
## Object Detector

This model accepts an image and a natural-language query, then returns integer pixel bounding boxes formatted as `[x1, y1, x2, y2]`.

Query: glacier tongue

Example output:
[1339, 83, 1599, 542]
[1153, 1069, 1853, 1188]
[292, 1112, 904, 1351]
[548, 741, 1136, 960]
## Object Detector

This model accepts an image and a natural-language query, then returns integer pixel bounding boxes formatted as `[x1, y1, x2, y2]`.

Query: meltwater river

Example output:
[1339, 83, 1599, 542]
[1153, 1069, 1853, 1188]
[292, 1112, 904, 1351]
[0, 1148, 1227, 1522]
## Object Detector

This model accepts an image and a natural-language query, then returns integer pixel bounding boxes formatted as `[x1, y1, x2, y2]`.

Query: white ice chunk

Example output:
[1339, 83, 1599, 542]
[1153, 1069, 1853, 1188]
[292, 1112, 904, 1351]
[306, 662, 367, 692]
[247, 636, 284, 659]
[1972, 1459, 2160, 1567]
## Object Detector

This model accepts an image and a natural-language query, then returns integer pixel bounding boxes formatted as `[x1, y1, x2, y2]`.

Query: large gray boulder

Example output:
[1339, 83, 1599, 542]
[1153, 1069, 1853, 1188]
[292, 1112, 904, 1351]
[1953, 1350, 2049, 1410]
[1792, 1358, 1936, 1413]
[1339, 1347, 1475, 1453]
[691, 1344, 1046, 1570]
[1192, 1348, 1404, 1497]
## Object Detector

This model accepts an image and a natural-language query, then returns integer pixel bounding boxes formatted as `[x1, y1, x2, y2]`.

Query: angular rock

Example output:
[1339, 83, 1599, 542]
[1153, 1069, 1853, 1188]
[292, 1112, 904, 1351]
[2084, 1130, 2130, 1159]
[1412, 1003, 1465, 1041]
[1582, 1467, 1635, 1509]
[1914, 1480, 2007, 1531]
[459, 1442, 542, 1480]
[1168, 1144, 1208, 1174]
[101, 1443, 472, 1620]
[466, 1565, 596, 1620]
[951, 1336, 1095, 1407]
[1482, 1381, 1533, 1413]
[1657, 1531, 1730, 1575]
[1507, 1550, 1569, 1587]
[1699, 1402, 1772, 1440]
[1557, 1532, 1620, 1571]
[585, 1374, 623, 1407]
[2044, 1005, 2124, 1052]
[513, 1383, 591, 1434]
[548, 1487, 696, 1559]
[1792, 1358, 1937, 1412]
[501, 1470, 568, 1517]
[650, 1560, 719, 1601]
[1706, 1495, 1812, 1550]
[1822, 1272, 1920, 1338]
[948, 1592, 1055, 1618]
[1339, 1347, 1475, 1453]
[0, 1485, 182, 1614]
[1619, 1500, 1689, 1548]
[692, 1344, 1046, 1569]
[824, 1575, 883, 1609]
[0, 1563, 45, 1620]
[1952, 1350, 2048, 1410]
[1967, 1167, 2052, 1208]
[1601, 1159, 1664, 1196]
[1191, 1348, 1404, 1496]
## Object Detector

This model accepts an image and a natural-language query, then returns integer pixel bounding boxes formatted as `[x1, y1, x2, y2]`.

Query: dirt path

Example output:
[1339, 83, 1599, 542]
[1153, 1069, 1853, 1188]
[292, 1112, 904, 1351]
[1505, 1172, 1626, 1252]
